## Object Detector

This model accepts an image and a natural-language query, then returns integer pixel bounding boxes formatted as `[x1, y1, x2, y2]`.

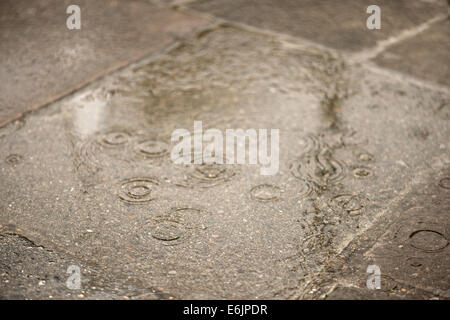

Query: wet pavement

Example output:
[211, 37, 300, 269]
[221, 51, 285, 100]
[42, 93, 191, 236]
[316, 168, 450, 299]
[374, 18, 450, 86]
[0, 0, 211, 126]
[1, 1, 449, 299]
[188, 0, 448, 52]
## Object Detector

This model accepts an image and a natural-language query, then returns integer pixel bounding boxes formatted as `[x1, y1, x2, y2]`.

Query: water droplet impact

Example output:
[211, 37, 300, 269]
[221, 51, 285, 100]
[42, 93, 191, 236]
[297, 134, 320, 154]
[73, 128, 135, 185]
[289, 150, 345, 185]
[358, 153, 373, 162]
[250, 184, 282, 201]
[73, 138, 103, 186]
[5, 154, 23, 165]
[195, 165, 226, 180]
[96, 130, 131, 148]
[408, 229, 449, 252]
[438, 178, 450, 190]
[329, 194, 368, 216]
[118, 177, 159, 204]
[177, 163, 235, 188]
[406, 257, 425, 268]
[146, 207, 206, 246]
[151, 221, 184, 242]
[134, 140, 169, 159]
[352, 167, 372, 178]
[295, 179, 315, 199]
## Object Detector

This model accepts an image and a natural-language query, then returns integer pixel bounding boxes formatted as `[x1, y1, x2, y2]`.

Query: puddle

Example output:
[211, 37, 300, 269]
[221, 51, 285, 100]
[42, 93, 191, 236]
[1, 26, 449, 298]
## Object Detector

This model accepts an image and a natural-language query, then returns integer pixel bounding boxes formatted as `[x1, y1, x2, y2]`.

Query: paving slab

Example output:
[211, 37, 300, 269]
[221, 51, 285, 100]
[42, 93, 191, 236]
[374, 19, 450, 87]
[0, 231, 163, 299]
[1, 26, 449, 299]
[0, 0, 211, 126]
[324, 285, 435, 300]
[187, 0, 447, 52]
[310, 168, 450, 299]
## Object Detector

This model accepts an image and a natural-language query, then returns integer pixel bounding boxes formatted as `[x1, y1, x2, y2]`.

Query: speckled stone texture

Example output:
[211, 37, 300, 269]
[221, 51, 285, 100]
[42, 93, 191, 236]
[1, 0, 449, 300]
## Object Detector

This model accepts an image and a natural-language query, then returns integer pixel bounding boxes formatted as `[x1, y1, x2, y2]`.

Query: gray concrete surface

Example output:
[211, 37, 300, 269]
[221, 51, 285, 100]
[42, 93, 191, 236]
[0, 231, 164, 299]
[188, 0, 448, 52]
[0, 0, 449, 300]
[0, 0, 211, 126]
[374, 19, 450, 87]
[310, 168, 450, 299]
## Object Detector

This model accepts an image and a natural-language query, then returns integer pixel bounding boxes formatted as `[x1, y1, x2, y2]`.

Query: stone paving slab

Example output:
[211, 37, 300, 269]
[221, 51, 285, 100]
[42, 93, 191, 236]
[187, 0, 448, 52]
[324, 285, 435, 300]
[0, 0, 211, 126]
[1, 25, 449, 299]
[374, 19, 450, 87]
[0, 231, 164, 299]
[308, 168, 450, 299]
